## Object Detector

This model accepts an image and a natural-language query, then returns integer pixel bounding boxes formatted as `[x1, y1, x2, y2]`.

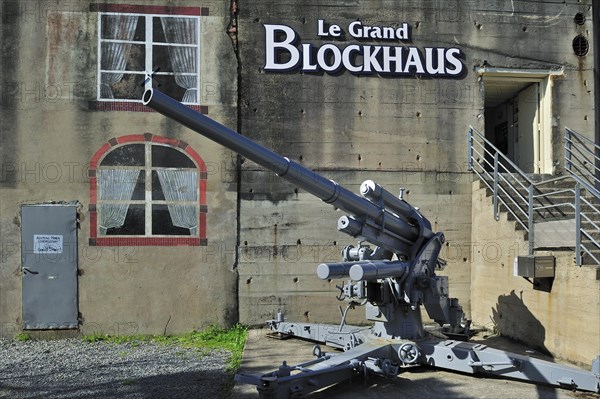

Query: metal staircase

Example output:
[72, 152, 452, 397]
[467, 126, 600, 267]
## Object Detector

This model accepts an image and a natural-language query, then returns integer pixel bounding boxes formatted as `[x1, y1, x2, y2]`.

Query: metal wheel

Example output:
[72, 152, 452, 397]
[398, 342, 420, 364]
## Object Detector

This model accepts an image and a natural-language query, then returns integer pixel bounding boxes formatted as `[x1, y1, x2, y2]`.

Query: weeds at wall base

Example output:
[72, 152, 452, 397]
[14, 332, 30, 342]
[81, 323, 248, 372]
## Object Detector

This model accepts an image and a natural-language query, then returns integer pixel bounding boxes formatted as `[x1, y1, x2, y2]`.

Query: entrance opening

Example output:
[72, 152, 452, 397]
[481, 69, 559, 174]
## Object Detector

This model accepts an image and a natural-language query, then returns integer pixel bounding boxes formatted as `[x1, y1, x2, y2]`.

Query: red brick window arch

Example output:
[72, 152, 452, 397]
[89, 133, 207, 246]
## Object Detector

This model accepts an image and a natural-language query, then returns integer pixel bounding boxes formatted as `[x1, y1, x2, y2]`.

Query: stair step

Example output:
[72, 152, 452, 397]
[501, 205, 573, 222]
[475, 169, 600, 267]
[580, 229, 600, 244]
[481, 177, 595, 197]
[581, 251, 600, 266]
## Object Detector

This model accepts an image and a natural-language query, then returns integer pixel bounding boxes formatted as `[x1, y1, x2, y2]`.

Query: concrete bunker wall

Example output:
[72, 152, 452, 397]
[0, 0, 597, 368]
[471, 182, 600, 365]
[235, 0, 595, 334]
[0, 0, 239, 337]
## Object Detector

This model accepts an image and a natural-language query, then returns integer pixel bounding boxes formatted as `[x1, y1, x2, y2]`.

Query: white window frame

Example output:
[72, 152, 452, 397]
[97, 12, 201, 104]
[97, 142, 200, 237]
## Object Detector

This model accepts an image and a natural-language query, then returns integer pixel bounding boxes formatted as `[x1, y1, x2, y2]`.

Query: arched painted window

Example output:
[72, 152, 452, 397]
[89, 133, 207, 246]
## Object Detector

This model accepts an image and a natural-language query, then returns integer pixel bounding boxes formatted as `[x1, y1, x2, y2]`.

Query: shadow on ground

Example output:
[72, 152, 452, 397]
[0, 369, 234, 399]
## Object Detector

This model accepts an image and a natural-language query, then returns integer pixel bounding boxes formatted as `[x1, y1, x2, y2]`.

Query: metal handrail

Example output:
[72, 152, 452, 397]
[564, 128, 600, 265]
[469, 127, 568, 217]
[468, 126, 600, 266]
[565, 128, 600, 198]
[565, 140, 599, 172]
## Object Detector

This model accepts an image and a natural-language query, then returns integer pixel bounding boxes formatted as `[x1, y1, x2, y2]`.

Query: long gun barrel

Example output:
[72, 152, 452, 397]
[143, 89, 434, 258]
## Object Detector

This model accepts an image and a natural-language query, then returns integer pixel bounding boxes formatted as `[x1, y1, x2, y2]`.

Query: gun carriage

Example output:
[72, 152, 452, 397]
[143, 88, 600, 398]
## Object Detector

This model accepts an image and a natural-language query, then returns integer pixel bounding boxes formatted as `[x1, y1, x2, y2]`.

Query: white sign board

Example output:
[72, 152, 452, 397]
[33, 234, 63, 254]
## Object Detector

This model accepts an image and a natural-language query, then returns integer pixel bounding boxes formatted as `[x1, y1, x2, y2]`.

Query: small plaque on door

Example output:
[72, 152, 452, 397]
[33, 234, 63, 254]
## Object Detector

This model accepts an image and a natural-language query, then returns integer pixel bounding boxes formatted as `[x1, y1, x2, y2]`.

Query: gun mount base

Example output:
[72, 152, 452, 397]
[236, 311, 600, 397]
[235, 324, 600, 398]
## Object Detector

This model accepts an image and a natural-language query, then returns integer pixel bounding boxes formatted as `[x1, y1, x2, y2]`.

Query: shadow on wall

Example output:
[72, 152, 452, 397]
[491, 289, 553, 358]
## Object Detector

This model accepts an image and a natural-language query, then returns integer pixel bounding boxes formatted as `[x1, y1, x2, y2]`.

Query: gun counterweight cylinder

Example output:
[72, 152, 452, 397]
[143, 89, 421, 246]
[349, 261, 410, 281]
[317, 260, 410, 281]
[317, 262, 353, 279]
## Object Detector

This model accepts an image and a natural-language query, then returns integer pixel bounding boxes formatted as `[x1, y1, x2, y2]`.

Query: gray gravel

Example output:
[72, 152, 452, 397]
[0, 338, 233, 399]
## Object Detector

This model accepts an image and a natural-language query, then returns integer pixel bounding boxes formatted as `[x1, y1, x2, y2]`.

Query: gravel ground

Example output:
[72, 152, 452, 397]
[0, 338, 233, 399]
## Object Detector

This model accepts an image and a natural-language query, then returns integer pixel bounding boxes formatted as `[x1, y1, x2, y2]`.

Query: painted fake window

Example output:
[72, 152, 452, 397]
[97, 12, 200, 104]
[90, 134, 207, 246]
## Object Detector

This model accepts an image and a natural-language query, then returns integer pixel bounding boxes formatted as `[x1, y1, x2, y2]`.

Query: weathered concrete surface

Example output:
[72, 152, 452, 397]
[231, 329, 591, 399]
[0, 0, 240, 337]
[237, 0, 478, 324]
[471, 181, 600, 366]
[0, 0, 597, 373]
[236, 0, 595, 335]
[236, 175, 473, 327]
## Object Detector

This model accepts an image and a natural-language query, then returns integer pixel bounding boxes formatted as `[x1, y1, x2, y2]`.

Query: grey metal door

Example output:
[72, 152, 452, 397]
[21, 204, 78, 329]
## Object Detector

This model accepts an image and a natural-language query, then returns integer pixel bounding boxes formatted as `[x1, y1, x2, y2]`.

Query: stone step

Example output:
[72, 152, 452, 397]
[480, 176, 578, 189]
[480, 178, 596, 200]
[484, 193, 600, 222]
[475, 175, 600, 267]
[501, 204, 572, 223]
[580, 251, 600, 267]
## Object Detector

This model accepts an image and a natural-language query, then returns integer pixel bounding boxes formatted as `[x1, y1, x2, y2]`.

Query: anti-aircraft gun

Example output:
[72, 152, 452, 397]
[143, 89, 600, 397]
